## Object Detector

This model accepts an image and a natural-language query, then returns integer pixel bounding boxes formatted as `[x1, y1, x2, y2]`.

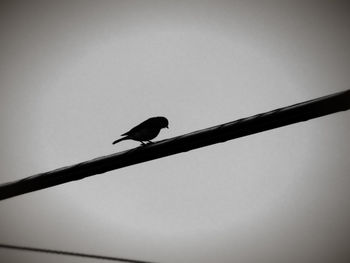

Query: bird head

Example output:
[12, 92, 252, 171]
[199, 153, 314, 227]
[156, 116, 169, 129]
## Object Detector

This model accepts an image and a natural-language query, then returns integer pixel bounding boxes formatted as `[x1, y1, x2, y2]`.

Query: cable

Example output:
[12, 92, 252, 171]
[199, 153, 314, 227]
[0, 89, 349, 200]
[0, 243, 157, 263]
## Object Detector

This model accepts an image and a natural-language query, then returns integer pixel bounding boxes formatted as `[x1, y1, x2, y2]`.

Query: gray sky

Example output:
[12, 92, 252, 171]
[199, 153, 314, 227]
[0, 1, 349, 262]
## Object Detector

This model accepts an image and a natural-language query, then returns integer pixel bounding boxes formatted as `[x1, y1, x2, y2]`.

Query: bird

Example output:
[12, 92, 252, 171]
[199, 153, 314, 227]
[112, 116, 169, 145]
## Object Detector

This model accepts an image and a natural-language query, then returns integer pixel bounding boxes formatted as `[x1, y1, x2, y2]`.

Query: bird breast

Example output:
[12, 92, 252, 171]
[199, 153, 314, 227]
[129, 127, 161, 141]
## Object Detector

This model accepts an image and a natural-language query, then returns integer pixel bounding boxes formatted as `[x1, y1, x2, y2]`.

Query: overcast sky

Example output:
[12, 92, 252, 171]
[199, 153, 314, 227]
[0, 1, 349, 262]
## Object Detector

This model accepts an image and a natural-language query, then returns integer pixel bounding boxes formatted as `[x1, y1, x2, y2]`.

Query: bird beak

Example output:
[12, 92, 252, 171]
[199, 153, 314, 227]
[166, 126, 169, 129]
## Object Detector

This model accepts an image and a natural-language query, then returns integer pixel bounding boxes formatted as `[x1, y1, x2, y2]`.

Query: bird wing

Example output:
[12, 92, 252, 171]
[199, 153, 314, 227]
[121, 118, 152, 136]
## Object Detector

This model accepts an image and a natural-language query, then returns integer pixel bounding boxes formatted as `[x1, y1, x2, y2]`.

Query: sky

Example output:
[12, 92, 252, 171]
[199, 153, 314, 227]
[0, 1, 349, 262]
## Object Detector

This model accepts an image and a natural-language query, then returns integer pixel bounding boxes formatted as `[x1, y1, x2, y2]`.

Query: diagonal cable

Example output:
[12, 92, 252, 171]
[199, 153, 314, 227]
[0, 243, 156, 263]
[0, 89, 349, 200]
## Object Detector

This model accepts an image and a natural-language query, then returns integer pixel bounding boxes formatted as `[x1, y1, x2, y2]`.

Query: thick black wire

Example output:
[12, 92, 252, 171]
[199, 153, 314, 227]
[0, 89, 349, 200]
[0, 243, 157, 263]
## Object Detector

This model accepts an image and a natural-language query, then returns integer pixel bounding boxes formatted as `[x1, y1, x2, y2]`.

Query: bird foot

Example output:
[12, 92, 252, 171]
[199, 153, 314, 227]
[140, 141, 154, 146]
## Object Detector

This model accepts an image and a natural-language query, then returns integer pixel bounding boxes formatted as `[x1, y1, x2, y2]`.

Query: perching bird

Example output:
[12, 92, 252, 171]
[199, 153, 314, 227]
[112, 116, 169, 145]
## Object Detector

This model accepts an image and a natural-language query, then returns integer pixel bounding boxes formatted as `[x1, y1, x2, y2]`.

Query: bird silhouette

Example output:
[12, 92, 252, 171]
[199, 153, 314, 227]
[112, 116, 169, 145]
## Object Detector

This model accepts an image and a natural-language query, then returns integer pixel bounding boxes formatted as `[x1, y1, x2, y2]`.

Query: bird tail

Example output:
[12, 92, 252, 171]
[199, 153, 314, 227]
[112, 136, 129, 145]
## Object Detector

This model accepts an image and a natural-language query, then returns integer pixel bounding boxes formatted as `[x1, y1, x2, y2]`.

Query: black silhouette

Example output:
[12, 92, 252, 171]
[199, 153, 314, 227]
[112, 116, 169, 145]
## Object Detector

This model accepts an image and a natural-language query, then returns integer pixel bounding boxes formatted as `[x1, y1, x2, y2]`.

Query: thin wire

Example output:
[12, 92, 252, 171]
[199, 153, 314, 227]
[0, 243, 157, 263]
